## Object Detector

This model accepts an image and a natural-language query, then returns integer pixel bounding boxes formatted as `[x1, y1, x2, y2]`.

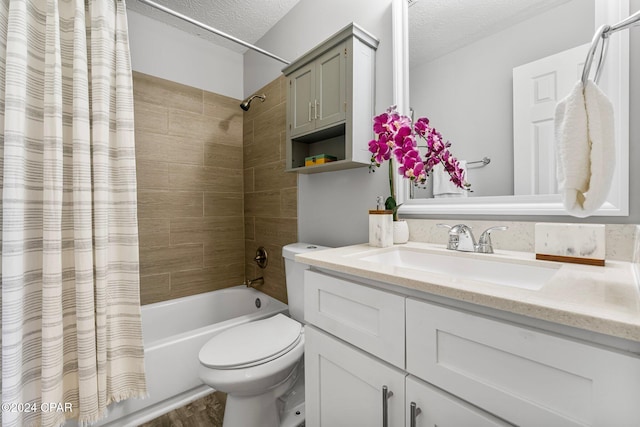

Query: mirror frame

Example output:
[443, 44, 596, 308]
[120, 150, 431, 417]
[392, 0, 629, 216]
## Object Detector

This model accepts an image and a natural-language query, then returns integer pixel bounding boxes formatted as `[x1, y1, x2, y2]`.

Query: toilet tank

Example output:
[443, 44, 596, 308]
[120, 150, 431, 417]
[282, 243, 329, 322]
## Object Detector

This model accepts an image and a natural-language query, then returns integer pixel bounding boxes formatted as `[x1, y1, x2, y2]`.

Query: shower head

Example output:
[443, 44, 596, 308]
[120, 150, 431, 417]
[240, 94, 266, 111]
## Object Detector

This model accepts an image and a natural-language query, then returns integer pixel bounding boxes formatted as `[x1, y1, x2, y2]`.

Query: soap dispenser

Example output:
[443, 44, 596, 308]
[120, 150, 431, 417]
[369, 196, 393, 247]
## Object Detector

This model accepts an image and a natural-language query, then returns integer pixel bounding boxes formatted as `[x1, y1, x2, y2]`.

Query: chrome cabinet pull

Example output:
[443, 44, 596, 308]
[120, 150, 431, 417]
[410, 402, 422, 427]
[308, 101, 312, 122]
[314, 99, 319, 119]
[382, 385, 394, 427]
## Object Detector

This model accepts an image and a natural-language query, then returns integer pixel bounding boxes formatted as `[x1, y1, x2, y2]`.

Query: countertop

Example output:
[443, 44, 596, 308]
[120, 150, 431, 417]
[296, 242, 640, 342]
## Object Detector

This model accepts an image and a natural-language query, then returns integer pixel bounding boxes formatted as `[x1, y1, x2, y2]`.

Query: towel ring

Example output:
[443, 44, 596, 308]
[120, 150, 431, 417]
[581, 24, 611, 85]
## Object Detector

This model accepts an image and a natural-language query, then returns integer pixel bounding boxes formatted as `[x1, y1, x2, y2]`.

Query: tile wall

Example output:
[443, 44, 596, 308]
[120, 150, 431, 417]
[242, 76, 298, 303]
[133, 71, 246, 304]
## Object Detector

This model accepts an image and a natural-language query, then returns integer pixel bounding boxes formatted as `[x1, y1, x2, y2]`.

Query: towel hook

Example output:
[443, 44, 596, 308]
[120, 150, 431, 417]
[581, 24, 611, 86]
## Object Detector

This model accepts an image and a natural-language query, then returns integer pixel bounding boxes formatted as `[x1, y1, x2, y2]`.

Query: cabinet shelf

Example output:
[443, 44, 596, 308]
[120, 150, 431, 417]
[283, 23, 378, 174]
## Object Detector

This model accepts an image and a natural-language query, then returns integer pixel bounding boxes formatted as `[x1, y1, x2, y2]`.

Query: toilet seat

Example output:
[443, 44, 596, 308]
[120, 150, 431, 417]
[199, 314, 302, 370]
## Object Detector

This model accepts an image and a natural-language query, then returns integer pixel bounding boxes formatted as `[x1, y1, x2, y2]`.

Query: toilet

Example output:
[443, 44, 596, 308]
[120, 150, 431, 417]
[198, 243, 327, 427]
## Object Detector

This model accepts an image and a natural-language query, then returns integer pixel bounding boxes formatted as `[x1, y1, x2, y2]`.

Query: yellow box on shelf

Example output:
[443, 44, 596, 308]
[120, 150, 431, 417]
[305, 154, 337, 166]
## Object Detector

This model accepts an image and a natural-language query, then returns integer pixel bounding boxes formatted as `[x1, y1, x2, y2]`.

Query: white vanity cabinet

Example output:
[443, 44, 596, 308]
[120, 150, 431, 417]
[406, 298, 640, 427]
[303, 268, 640, 427]
[305, 326, 406, 427]
[405, 376, 512, 427]
[283, 23, 378, 173]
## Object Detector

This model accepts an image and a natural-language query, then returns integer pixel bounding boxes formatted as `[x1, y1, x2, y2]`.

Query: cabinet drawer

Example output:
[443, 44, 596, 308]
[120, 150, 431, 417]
[304, 270, 405, 368]
[406, 298, 640, 427]
[406, 375, 512, 427]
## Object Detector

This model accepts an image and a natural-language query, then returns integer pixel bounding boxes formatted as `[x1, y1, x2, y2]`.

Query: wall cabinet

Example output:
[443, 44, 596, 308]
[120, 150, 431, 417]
[289, 43, 346, 137]
[303, 269, 640, 427]
[283, 23, 378, 173]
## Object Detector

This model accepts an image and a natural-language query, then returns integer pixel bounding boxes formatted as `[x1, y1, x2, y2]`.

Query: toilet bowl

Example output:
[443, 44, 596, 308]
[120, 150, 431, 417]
[198, 243, 328, 427]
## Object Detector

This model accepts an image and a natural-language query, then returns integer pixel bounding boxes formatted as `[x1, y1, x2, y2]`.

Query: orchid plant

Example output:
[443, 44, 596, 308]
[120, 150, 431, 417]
[368, 106, 469, 220]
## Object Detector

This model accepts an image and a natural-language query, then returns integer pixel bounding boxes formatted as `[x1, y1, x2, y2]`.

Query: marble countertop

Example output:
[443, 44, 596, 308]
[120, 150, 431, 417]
[296, 242, 640, 342]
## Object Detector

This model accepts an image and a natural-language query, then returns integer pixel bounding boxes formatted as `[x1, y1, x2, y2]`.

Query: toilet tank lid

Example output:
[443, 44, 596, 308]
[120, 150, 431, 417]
[282, 243, 330, 260]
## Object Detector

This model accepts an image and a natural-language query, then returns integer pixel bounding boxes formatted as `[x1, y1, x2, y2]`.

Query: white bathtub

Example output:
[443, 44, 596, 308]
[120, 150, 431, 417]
[74, 286, 287, 427]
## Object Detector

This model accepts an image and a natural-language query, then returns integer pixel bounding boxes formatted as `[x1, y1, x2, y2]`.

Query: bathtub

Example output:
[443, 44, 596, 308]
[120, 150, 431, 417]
[76, 286, 287, 427]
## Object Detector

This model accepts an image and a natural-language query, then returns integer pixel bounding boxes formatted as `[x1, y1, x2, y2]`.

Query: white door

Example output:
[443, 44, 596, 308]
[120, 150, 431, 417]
[305, 326, 406, 427]
[513, 44, 588, 195]
[406, 376, 512, 427]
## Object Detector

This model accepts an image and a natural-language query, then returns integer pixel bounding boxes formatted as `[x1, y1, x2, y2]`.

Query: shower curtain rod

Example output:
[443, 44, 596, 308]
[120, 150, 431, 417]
[137, 0, 291, 65]
[581, 8, 640, 84]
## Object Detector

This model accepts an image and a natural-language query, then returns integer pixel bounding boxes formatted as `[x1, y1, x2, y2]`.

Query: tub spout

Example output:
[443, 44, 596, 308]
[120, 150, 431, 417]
[244, 277, 264, 288]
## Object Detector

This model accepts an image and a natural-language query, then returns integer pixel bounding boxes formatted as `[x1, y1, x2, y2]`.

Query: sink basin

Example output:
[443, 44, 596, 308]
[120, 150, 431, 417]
[358, 247, 560, 290]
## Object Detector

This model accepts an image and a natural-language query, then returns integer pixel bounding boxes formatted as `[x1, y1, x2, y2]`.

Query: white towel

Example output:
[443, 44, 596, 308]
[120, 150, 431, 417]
[433, 161, 467, 198]
[555, 80, 615, 217]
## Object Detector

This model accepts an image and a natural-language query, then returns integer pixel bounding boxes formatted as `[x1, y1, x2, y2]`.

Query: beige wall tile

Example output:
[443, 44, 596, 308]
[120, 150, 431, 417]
[170, 265, 244, 299]
[244, 168, 254, 193]
[135, 132, 203, 165]
[170, 217, 204, 245]
[135, 73, 296, 305]
[244, 217, 255, 241]
[169, 164, 243, 193]
[204, 91, 241, 114]
[138, 190, 203, 219]
[280, 187, 297, 218]
[204, 240, 245, 268]
[136, 160, 169, 190]
[168, 109, 242, 146]
[204, 142, 243, 169]
[138, 218, 170, 248]
[254, 160, 298, 191]
[243, 104, 285, 168]
[254, 218, 297, 247]
[254, 160, 297, 192]
[241, 77, 284, 123]
[242, 77, 297, 304]
[133, 71, 203, 114]
[204, 192, 243, 217]
[243, 118, 254, 146]
[140, 273, 171, 305]
[244, 190, 281, 218]
[139, 244, 203, 276]
[134, 101, 168, 134]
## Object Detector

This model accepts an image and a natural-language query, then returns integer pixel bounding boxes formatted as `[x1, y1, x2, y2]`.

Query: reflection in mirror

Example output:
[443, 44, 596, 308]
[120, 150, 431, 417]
[409, 0, 594, 199]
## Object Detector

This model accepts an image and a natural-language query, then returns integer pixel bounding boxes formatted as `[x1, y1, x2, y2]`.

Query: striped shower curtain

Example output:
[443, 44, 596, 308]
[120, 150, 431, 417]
[0, 1, 147, 426]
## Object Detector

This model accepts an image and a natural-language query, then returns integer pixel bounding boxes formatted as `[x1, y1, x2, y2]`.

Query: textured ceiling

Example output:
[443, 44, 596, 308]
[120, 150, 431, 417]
[409, 0, 571, 66]
[127, 0, 300, 53]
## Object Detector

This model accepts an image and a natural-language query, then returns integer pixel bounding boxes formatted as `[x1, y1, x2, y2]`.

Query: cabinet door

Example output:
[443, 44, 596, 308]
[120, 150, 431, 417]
[289, 63, 316, 137]
[406, 298, 640, 427]
[305, 326, 405, 427]
[314, 43, 346, 130]
[406, 376, 512, 427]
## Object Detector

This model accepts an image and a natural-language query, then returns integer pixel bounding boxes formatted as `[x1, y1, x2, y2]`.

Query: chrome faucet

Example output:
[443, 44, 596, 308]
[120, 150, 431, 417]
[437, 224, 508, 253]
[244, 276, 264, 288]
[477, 226, 508, 254]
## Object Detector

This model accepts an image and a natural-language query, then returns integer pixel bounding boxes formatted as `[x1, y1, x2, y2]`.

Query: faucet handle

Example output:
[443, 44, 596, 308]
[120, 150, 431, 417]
[436, 223, 458, 251]
[437, 224, 456, 250]
[477, 226, 508, 254]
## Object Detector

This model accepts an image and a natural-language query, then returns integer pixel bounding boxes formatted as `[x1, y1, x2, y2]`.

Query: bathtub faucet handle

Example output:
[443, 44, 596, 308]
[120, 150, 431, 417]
[254, 247, 268, 269]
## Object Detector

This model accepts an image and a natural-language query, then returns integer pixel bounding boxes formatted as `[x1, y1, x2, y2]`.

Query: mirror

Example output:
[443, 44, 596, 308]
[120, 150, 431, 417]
[394, 0, 629, 216]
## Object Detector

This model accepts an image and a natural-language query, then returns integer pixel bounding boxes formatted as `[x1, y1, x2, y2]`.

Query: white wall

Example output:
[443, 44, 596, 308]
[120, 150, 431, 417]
[127, 10, 243, 99]
[244, 0, 395, 247]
